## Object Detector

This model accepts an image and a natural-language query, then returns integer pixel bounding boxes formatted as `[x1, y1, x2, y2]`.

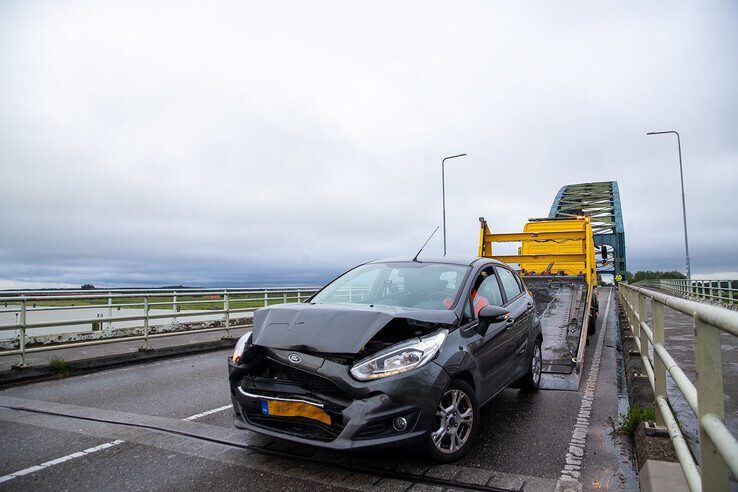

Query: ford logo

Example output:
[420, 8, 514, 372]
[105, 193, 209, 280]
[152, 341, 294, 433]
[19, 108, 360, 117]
[288, 353, 302, 364]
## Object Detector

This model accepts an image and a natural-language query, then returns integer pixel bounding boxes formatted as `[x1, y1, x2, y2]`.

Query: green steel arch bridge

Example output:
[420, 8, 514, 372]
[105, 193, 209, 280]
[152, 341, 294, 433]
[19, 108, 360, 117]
[548, 181, 626, 277]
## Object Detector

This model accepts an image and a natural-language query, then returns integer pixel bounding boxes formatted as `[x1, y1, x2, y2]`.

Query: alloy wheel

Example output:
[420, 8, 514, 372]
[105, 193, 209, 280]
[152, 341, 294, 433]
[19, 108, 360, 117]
[532, 343, 542, 385]
[432, 389, 474, 453]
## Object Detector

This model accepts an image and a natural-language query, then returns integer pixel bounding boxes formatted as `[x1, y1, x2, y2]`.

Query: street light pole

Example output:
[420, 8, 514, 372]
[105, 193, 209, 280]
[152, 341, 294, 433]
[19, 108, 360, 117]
[441, 153, 467, 256]
[647, 130, 691, 279]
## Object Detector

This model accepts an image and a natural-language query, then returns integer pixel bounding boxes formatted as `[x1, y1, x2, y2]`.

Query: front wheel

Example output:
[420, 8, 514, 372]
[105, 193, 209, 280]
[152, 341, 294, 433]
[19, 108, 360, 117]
[521, 339, 543, 391]
[426, 380, 479, 463]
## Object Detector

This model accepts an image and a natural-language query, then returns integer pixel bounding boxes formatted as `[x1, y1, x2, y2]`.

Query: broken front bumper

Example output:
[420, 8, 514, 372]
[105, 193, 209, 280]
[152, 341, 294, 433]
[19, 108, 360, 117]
[228, 346, 449, 450]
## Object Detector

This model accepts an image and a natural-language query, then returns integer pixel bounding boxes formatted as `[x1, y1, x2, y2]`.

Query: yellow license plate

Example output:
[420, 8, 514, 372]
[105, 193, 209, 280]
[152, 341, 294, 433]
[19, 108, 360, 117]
[260, 399, 332, 425]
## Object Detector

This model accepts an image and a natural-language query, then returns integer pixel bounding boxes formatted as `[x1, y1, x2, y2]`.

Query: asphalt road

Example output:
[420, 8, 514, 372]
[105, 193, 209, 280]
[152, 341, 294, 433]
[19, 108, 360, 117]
[0, 287, 637, 491]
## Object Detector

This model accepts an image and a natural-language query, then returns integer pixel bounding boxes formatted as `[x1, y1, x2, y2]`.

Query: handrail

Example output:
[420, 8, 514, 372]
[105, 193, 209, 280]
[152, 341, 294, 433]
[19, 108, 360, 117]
[0, 292, 314, 315]
[0, 286, 323, 295]
[619, 283, 738, 491]
[0, 287, 322, 367]
[0, 287, 321, 303]
[627, 283, 738, 336]
[635, 279, 738, 306]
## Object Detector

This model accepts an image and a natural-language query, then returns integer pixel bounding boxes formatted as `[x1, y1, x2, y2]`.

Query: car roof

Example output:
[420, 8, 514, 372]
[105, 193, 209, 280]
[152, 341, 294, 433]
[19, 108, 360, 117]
[368, 255, 505, 267]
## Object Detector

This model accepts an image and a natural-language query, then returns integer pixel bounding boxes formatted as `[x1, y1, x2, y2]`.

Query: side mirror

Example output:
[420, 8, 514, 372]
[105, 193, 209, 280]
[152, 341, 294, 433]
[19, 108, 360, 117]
[477, 305, 510, 336]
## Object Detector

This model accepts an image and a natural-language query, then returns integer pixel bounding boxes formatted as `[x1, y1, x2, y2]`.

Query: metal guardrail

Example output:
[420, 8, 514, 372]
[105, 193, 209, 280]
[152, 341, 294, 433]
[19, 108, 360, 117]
[619, 283, 738, 491]
[636, 279, 738, 305]
[0, 287, 322, 367]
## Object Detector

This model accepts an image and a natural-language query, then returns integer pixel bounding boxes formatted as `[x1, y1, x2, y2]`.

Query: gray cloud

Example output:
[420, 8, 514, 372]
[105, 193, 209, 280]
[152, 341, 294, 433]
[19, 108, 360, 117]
[1, 1, 737, 287]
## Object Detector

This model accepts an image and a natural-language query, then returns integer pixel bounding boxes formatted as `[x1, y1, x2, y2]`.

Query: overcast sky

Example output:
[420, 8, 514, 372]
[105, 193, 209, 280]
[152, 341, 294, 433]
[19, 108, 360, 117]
[1, 1, 737, 288]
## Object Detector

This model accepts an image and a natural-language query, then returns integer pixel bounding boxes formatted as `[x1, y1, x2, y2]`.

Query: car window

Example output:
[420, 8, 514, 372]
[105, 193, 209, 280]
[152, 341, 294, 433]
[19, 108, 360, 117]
[311, 262, 470, 311]
[497, 267, 522, 302]
[516, 274, 525, 291]
[477, 275, 504, 307]
[469, 268, 504, 319]
[439, 270, 462, 290]
[333, 268, 380, 303]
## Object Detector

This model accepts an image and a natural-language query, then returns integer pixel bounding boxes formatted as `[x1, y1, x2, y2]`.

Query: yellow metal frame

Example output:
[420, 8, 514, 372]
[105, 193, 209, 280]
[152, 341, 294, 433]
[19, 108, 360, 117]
[478, 216, 597, 287]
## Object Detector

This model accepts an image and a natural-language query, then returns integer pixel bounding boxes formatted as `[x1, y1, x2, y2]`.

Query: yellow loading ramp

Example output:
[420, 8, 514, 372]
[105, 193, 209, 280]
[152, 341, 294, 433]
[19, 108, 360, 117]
[478, 217, 598, 390]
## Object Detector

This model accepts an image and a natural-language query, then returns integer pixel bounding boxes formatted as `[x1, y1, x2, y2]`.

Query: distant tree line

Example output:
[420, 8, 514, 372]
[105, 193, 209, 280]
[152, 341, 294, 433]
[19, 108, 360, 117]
[78, 284, 193, 290]
[624, 270, 686, 283]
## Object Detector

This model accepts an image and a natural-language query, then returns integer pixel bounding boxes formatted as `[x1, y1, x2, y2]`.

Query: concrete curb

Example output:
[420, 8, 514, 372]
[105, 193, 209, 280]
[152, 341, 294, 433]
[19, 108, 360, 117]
[638, 460, 689, 492]
[0, 338, 238, 389]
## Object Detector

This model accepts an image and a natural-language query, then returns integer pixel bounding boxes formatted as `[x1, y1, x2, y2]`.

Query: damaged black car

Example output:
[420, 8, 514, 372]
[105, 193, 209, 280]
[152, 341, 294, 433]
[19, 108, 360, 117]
[228, 257, 542, 462]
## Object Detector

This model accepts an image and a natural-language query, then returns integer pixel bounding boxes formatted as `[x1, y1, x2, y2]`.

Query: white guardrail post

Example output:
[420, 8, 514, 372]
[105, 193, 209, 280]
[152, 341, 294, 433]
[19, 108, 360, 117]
[638, 295, 649, 360]
[652, 300, 666, 427]
[142, 296, 150, 350]
[19, 297, 27, 367]
[173, 291, 178, 324]
[694, 316, 728, 491]
[224, 292, 230, 338]
[107, 292, 113, 331]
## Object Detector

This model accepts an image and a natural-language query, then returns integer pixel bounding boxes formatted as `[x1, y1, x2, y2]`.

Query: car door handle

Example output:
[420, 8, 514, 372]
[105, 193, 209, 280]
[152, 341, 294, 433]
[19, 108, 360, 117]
[506, 317, 515, 328]
[526, 301, 534, 312]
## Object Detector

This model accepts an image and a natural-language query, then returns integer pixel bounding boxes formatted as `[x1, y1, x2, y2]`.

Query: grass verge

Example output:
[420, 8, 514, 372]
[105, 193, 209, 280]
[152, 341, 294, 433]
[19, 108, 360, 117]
[618, 405, 656, 435]
[49, 357, 71, 377]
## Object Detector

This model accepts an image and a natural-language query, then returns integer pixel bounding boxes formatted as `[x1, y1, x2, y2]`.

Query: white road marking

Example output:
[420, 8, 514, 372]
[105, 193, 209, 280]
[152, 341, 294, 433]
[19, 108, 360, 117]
[555, 288, 613, 492]
[183, 404, 233, 421]
[0, 440, 125, 484]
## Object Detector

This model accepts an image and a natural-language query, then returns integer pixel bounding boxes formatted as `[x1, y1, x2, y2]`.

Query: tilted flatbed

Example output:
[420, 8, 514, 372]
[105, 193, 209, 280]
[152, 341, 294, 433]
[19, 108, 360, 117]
[478, 216, 598, 390]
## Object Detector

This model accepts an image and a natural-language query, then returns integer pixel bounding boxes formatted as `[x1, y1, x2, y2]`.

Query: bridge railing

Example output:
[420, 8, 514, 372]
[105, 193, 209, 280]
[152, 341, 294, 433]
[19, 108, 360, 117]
[0, 287, 322, 367]
[636, 279, 738, 305]
[619, 283, 738, 491]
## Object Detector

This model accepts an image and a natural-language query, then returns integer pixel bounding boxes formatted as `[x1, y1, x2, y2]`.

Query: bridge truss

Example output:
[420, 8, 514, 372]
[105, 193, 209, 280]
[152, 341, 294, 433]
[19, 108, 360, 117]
[548, 181, 626, 277]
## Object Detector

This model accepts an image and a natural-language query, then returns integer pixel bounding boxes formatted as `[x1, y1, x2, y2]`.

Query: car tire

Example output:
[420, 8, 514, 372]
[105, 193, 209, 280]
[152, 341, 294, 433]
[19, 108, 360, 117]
[588, 291, 599, 335]
[426, 379, 479, 463]
[521, 339, 543, 391]
[587, 314, 597, 335]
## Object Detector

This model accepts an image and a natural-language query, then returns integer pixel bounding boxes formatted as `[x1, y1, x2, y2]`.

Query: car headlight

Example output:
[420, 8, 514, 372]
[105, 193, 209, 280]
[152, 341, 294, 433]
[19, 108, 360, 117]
[231, 332, 252, 363]
[350, 329, 447, 381]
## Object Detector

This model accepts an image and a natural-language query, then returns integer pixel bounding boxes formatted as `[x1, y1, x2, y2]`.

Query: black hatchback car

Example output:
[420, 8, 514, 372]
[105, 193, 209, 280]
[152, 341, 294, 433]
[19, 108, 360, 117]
[228, 256, 542, 461]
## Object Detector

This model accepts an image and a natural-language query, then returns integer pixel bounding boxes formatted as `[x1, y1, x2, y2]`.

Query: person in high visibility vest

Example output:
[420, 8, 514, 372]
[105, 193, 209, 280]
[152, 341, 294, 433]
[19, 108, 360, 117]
[472, 288, 490, 315]
[442, 279, 491, 314]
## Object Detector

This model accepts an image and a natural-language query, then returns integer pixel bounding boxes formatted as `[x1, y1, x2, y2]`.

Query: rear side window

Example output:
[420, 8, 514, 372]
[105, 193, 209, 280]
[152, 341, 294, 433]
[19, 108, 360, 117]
[497, 268, 522, 302]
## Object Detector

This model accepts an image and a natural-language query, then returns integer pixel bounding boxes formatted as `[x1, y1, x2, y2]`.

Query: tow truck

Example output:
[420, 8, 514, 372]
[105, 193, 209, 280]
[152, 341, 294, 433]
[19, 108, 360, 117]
[478, 215, 599, 390]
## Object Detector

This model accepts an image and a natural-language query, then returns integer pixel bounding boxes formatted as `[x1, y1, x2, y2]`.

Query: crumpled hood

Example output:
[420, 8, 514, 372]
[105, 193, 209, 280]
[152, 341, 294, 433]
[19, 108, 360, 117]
[250, 303, 458, 354]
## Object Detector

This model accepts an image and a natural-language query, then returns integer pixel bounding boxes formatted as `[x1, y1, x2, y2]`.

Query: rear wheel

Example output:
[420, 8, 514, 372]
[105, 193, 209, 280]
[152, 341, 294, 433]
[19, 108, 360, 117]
[426, 380, 479, 463]
[521, 339, 543, 391]
[588, 291, 599, 335]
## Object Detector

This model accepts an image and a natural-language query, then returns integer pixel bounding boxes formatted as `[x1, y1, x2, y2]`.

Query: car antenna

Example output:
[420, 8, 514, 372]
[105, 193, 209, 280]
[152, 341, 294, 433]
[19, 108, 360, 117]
[412, 226, 439, 262]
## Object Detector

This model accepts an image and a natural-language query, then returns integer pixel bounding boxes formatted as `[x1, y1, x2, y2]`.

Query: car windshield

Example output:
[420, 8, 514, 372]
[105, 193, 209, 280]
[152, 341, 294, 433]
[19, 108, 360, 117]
[311, 262, 470, 310]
